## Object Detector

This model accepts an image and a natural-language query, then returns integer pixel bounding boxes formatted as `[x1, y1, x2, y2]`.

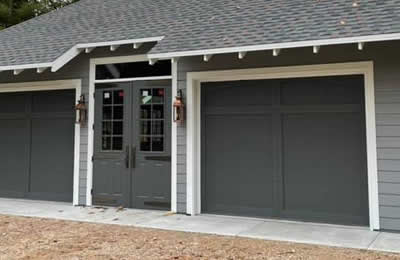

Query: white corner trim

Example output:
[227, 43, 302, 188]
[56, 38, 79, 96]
[171, 59, 178, 213]
[87, 61, 96, 206]
[186, 61, 380, 231]
[0, 79, 82, 206]
[73, 85, 82, 206]
[148, 32, 400, 60]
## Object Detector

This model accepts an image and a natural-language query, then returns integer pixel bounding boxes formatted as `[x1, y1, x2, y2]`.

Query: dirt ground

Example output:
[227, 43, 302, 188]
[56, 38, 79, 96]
[0, 215, 399, 260]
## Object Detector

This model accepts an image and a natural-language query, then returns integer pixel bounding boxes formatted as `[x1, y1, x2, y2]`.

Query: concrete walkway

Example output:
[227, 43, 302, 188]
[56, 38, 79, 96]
[0, 198, 399, 254]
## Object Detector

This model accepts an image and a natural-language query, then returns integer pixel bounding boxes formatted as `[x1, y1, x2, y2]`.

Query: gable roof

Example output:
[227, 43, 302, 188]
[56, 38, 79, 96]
[1, 0, 400, 71]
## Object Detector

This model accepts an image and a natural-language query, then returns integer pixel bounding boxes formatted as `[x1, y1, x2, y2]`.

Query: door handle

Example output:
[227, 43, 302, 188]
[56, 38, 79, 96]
[131, 146, 136, 169]
[125, 146, 130, 169]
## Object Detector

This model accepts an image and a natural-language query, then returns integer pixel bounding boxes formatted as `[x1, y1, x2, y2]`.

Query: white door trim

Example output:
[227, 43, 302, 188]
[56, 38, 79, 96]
[186, 61, 380, 231]
[87, 55, 176, 211]
[0, 79, 82, 206]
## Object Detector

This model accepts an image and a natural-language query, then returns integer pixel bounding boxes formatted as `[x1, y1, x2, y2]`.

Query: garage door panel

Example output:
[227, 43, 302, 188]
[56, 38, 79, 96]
[0, 93, 27, 113]
[280, 76, 364, 105]
[202, 76, 369, 226]
[204, 80, 274, 107]
[0, 90, 75, 202]
[203, 114, 275, 216]
[32, 90, 75, 113]
[30, 117, 74, 200]
[282, 112, 368, 223]
[0, 119, 30, 193]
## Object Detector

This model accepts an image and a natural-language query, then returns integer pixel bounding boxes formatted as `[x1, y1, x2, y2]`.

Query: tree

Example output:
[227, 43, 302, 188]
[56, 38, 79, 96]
[0, 0, 78, 30]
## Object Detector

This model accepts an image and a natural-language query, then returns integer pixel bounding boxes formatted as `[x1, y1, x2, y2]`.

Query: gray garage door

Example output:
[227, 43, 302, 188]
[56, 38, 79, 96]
[202, 76, 369, 226]
[0, 90, 75, 202]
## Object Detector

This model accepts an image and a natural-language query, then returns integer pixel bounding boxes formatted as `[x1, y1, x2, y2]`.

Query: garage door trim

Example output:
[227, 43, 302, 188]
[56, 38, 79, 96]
[186, 61, 379, 230]
[0, 79, 82, 205]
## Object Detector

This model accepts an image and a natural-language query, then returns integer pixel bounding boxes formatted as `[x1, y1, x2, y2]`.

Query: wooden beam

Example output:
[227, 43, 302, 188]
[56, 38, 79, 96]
[13, 69, 24, 75]
[171, 57, 180, 63]
[203, 54, 213, 62]
[85, 47, 95, 53]
[272, 49, 281, 56]
[36, 67, 48, 73]
[133, 43, 143, 49]
[149, 59, 158, 65]
[110, 45, 120, 51]
[238, 51, 247, 59]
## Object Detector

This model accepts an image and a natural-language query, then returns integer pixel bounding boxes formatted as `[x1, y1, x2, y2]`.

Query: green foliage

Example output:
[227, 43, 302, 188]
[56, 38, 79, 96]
[0, 0, 79, 29]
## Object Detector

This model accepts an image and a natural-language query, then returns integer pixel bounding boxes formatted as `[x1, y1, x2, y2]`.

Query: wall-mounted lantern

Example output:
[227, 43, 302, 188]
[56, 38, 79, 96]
[75, 95, 87, 125]
[173, 90, 185, 124]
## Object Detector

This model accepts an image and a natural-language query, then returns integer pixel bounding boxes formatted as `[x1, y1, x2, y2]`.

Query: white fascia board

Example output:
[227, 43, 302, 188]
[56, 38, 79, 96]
[51, 47, 83, 72]
[147, 33, 400, 60]
[0, 62, 53, 72]
[76, 36, 164, 49]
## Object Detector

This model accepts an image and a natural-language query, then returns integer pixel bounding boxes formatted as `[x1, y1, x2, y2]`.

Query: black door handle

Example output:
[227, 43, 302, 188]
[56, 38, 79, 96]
[131, 146, 136, 169]
[125, 146, 130, 168]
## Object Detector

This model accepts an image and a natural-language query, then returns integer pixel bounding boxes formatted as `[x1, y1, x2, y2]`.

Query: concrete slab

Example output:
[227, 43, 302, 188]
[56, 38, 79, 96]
[369, 232, 400, 253]
[137, 214, 264, 236]
[0, 198, 165, 226]
[0, 198, 399, 254]
[239, 219, 380, 250]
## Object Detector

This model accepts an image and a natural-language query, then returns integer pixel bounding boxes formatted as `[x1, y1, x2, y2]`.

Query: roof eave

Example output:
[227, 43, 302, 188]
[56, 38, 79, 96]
[0, 36, 165, 74]
[147, 32, 400, 60]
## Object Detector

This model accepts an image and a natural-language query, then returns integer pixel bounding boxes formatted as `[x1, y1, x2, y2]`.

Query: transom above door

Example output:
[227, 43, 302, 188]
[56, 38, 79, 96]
[93, 80, 171, 210]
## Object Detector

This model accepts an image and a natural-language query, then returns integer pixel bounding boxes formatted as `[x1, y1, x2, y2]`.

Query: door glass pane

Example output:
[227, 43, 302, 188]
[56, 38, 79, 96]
[140, 136, 151, 151]
[103, 91, 112, 104]
[103, 106, 112, 120]
[140, 105, 151, 119]
[152, 121, 164, 135]
[152, 105, 164, 119]
[113, 121, 123, 135]
[152, 137, 164, 152]
[152, 88, 164, 104]
[139, 88, 165, 152]
[113, 106, 123, 119]
[113, 90, 124, 104]
[102, 122, 112, 135]
[140, 121, 151, 135]
[102, 136, 111, 150]
[112, 137, 123, 150]
[101, 89, 124, 151]
[141, 89, 152, 104]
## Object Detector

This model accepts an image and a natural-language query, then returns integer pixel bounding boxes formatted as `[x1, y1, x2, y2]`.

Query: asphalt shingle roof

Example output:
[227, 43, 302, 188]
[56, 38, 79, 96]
[1, 0, 400, 67]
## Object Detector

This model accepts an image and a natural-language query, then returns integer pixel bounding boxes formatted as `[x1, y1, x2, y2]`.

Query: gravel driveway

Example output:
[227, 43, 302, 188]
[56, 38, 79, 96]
[0, 215, 399, 260]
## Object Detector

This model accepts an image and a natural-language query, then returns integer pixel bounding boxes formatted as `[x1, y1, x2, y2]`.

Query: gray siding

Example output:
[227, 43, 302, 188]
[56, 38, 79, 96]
[177, 41, 400, 230]
[0, 45, 152, 205]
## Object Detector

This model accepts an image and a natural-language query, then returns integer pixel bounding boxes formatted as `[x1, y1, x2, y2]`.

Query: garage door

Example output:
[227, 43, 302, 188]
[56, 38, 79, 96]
[201, 76, 369, 226]
[0, 90, 75, 202]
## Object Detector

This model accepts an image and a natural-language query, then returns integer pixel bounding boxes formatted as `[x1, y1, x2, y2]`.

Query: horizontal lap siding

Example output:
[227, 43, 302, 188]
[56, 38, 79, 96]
[177, 41, 400, 230]
[375, 73, 400, 229]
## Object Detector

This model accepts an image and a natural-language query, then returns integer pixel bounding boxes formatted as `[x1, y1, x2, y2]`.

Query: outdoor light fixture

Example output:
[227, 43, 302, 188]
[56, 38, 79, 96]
[75, 95, 87, 125]
[173, 90, 185, 124]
